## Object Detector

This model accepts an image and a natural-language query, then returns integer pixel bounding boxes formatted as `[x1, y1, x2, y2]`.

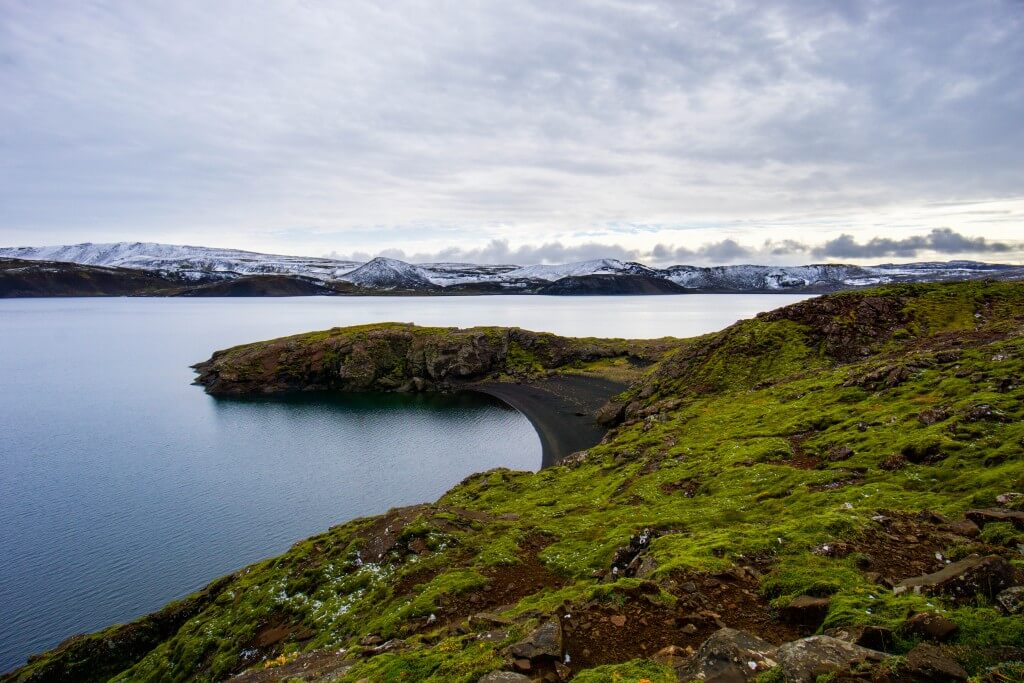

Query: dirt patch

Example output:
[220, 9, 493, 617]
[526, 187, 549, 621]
[408, 535, 566, 634]
[820, 512, 968, 585]
[355, 504, 430, 563]
[563, 570, 802, 672]
[659, 477, 700, 497]
[231, 649, 355, 682]
[784, 432, 822, 469]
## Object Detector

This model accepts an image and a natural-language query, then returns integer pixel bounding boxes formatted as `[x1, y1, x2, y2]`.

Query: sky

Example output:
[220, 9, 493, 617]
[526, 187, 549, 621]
[1, 0, 1022, 266]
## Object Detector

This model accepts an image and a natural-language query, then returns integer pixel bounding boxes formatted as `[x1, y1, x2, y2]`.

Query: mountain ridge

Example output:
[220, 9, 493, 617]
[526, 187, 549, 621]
[2, 241, 1024, 296]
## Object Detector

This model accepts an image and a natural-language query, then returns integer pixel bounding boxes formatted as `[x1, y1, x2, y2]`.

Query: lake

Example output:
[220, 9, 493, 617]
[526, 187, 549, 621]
[0, 293, 810, 672]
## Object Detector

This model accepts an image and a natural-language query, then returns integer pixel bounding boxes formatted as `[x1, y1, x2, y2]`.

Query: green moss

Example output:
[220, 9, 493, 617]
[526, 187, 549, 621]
[570, 659, 676, 682]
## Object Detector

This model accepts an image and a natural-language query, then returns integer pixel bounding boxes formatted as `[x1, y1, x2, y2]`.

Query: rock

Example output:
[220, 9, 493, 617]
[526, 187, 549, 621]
[944, 519, 981, 538]
[902, 643, 968, 681]
[824, 625, 895, 652]
[996, 492, 1023, 509]
[510, 620, 561, 671]
[781, 595, 831, 629]
[775, 636, 887, 683]
[469, 612, 512, 628]
[996, 586, 1024, 615]
[962, 404, 1010, 422]
[595, 400, 626, 426]
[478, 672, 531, 683]
[901, 612, 959, 641]
[651, 644, 692, 669]
[893, 555, 1016, 603]
[608, 614, 626, 627]
[827, 445, 855, 461]
[675, 628, 778, 682]
[966, 508, 1024, 530]
[917, 406, 950, 425]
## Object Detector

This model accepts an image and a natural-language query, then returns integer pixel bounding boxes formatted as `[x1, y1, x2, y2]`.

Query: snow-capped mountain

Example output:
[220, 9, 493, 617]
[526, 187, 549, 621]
[0, 242, 360, 282]
[502, 259, 658, 281]
[663, 264, 874, 291]
[338, 257, 437, 289]
[2, 241, 1022, 296]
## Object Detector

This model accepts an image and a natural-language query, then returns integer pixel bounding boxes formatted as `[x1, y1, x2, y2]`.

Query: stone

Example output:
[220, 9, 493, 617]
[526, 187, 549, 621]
[675, 628, 778, 682]
[901, 612, 959, 641]
[996, 492, 1024, 509]
[996, 586, 1024, 615]
[609, 614, 626, 627]
[775, 636, 887, 683]
[478, 672, 531, 683]
[824, 624, 895, 652]
[966, 508, 1024, 530]
[902, 643, 968, 681]
[944, 519, 980, 538]
[509, 620, 561, 670]
[893, 555, 1016, 603]
[781, 595, 831, 629]
[651, 644, 691, 668]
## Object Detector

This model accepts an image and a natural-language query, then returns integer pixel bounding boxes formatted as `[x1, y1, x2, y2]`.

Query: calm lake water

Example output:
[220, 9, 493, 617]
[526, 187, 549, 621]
[0, 294, 809, 672]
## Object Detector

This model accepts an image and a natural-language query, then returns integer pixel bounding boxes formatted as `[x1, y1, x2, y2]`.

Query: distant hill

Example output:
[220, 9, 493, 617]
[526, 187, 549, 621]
[2, 241, 1023, 296]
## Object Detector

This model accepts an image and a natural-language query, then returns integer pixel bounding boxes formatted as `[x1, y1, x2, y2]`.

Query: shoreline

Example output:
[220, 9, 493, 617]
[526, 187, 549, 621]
[471, 374, 626, 468]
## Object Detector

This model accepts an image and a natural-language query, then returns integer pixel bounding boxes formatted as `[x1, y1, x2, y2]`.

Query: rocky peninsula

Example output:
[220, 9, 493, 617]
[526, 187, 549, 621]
[5, 281, 1024, 682]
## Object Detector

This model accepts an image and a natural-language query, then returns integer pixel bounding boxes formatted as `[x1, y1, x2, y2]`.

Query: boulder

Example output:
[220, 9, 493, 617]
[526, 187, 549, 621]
[675, 628, 778, 682]
[823, 624, 895, 652]
[965, 508, 1024, 530]
[902, 643, 968, 681]
[509, 620, 561, 673]
[996, 586, 1024, 615]
[943, 519, 980, 538]
[651, 644, 693, 669]
[996, 492, 1023, 509]
[781, 595, 831, 629]
[901, 612, 958, 641]
[893, 555, 1016, 603]
[478, 673, 531, 683]
[775, 636, 887, 683]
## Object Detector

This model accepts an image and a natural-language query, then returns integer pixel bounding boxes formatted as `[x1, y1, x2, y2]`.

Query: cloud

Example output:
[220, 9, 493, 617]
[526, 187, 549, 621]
[812, 228, 1012, 259]
[0, 1, 1022, 251]
[329, 229, 1020, 266]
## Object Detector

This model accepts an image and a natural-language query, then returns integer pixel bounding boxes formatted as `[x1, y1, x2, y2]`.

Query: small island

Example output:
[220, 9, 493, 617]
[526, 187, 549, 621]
[6, 281, 1024, 683]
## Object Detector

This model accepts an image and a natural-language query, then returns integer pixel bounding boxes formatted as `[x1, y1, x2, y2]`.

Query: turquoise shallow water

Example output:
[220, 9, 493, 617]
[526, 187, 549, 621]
[0, 294, 809, 672]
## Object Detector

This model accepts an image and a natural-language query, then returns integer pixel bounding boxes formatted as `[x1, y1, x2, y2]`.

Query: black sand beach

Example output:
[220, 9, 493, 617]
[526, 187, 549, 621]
[472, 375, 626, 468]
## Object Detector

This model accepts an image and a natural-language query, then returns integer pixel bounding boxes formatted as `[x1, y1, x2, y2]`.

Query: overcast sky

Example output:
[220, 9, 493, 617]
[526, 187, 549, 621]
[1, 0, 1022, 265]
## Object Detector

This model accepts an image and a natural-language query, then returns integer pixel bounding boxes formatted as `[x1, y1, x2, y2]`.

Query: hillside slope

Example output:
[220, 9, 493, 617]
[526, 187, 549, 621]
[5, 282, 1024, 683]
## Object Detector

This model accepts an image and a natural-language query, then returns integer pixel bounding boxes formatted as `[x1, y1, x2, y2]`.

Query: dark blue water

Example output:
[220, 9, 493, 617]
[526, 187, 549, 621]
[0, 294, 808, 672]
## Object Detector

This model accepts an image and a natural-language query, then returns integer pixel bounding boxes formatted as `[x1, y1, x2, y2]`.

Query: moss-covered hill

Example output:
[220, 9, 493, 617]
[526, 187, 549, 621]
[6, 281, 1024, 683]
[190, 323, 672, 395]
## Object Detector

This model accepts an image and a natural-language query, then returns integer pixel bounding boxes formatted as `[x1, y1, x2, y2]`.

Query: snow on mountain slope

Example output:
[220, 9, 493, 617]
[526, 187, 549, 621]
[417, 262, 520, 286]
[501, 259, 657, 281]
[0, 242, 360, 281]
[663, 264, 873, 290]
[338, 257, 438, 289]
[2, 242, 1021, 293]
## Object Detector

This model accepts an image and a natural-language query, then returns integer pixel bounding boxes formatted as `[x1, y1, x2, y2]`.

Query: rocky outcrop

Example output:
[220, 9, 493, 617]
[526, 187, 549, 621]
[676, 628, 778, 682]
[774, 636, 888, 683]
[893, 555, 1016, 603]
[192, 324, 664, 396]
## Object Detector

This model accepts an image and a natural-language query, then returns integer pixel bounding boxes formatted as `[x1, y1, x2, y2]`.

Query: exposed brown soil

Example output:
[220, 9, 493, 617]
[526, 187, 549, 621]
[562, 569, 802, 671]
[785, 432, 823, 469]
[441, 537, 567, 623]
[230, 649, 355, 683]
